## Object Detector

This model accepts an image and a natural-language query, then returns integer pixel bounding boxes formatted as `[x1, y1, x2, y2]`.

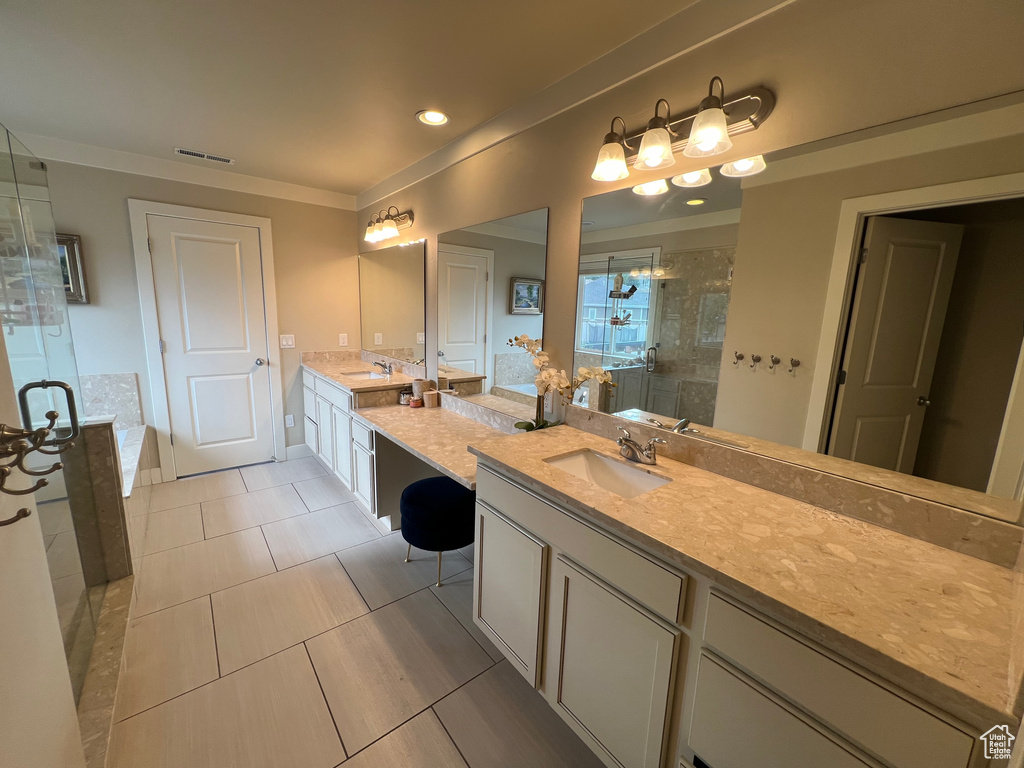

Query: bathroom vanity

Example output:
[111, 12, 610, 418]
[468, 426, 1017, 768]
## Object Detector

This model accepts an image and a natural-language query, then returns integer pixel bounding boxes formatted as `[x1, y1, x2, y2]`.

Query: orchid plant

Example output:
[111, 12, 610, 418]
[508, 335, 613, 431]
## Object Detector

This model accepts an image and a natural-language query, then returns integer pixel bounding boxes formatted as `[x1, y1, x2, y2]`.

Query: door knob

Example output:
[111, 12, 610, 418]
[255, 358, 266, 366]
[917, 395, 931, 407]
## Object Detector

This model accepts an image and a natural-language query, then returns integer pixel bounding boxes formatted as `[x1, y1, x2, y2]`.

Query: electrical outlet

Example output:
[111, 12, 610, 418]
[338, 333, 348, 347]
[374, 332, 383, 346]
[416, 332, 425, 344]
[284, 414, 295, 428]
[279, 334, 295, 348]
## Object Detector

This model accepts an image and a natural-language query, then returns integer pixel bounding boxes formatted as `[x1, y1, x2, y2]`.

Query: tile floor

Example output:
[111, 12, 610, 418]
[110, 457, 602, 768]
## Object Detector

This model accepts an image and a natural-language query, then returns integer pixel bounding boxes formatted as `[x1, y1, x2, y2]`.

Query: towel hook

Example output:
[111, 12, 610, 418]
[749, 354, 762, 369]
[733, 351, 745, 366]
[788, 358, 801, 373]
[768, 355, 781, 370]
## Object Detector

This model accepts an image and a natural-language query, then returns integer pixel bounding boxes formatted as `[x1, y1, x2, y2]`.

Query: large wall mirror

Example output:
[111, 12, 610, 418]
[437, 209, 548, 416]
[573, 113, 1024, 525]
[359, 241, 426, 364]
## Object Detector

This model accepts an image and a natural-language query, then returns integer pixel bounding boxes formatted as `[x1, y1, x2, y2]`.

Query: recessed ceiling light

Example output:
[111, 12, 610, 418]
[416, 109, 450, 126]
[686, 198, 707, 206]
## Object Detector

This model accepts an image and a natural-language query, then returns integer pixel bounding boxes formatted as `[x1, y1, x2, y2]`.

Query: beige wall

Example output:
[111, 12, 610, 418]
[355, 0, 1024, 406]
[715, 135, 1024, 446]
[47, 162, 359, 453]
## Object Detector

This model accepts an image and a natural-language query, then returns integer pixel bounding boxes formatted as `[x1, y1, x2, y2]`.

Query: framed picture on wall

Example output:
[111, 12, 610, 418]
[510, 277, 544, 315]
[56, 233, 89, 304]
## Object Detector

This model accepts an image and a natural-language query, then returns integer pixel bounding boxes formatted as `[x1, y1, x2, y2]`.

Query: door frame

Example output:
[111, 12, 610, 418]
[436, 242, 494, 386]
[801, 172, 1024, 452]
[128, 199, 285, 482]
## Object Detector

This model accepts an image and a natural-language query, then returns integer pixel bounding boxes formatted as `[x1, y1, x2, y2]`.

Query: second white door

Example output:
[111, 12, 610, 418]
[148, 214, 275, 476]
[437, 245, 491, 385]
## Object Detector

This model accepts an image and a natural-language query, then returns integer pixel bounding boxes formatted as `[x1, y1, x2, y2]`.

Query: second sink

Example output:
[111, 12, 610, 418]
[544, 449, 671, 499]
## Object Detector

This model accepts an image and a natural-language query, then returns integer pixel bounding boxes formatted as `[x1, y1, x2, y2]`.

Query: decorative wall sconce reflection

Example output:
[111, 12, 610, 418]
[364, 206, 414, 244]
[591, 77, 775, 184]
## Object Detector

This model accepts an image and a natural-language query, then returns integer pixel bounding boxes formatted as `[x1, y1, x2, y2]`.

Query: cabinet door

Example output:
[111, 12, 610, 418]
[332, 407, 352, 488]
[303, 386, 317, 422]
[316, 396, 334, 468]
[474, 502, 548, 687]
[351, 443, 375, 515]
[548, 555, 679, 768]
[304, 416, 318, 455]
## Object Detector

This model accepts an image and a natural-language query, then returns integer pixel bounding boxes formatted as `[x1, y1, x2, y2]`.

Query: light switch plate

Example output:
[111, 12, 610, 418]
[416, 332, 425, 344]
[374, 333, 383, 346]
[284, 414, 295, 428]
[279, 334, 295, 348]
[338, 333, 348, 347]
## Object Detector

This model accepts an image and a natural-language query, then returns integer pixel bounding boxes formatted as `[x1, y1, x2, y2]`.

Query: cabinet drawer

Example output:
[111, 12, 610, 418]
[302, 370, 316, 390]
[690, 653, 874, 768]
[477, 465, 685, 623]
[303, 386, 317, 422]
[352, 419, 374, 451]
[703, 594, 974, 768]
[315, 377, 351, 412]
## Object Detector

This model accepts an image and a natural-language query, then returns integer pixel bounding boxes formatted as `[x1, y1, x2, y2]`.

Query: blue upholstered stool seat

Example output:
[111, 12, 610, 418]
[400, 476, 476, 552]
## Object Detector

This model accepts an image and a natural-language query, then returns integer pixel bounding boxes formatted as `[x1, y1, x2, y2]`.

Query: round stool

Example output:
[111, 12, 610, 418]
[399, 476, 476, 587]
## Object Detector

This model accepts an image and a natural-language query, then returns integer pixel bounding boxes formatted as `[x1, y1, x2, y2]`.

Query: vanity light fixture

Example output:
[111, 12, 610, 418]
[684, 77, 733, 158]
[634, 99, 677, 171]
[416, 109, 450, 126]
[720, 154, 767, 177]
[591, 117, 631, 181]
[363, 206, 414, 243]
[631, 179, 670, 196]
[671, 168, 712, 188]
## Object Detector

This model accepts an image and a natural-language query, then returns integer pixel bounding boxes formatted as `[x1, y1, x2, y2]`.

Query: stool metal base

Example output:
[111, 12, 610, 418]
[402, 544, 445, 587]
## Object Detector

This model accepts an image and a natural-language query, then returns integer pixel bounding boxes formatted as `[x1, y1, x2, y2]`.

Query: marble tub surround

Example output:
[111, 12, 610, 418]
[118, 425, 147, 497]
[80, 373, 143, 429]
[467, 425, 1024, 730]
[443, 392, 532, 433]
[355, 404, 505, 488]
[567, 405, 1023, 567]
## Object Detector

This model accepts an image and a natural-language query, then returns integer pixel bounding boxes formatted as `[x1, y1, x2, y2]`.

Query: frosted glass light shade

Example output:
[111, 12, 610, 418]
[371, 220, 384, 242]
[364, 223, 375, 242]
[632, 179, 669, 196]
[684, 106, 732, 158]
[720, 154, 767, 177]
[671, 168, 712, 188]
[592, 141, 629, 181]
[380, 218, 399, 239]
[634, 126, 675, 170]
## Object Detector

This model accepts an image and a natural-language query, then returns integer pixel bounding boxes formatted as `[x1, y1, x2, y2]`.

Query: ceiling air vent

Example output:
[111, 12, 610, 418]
[174, 147, 235, 165]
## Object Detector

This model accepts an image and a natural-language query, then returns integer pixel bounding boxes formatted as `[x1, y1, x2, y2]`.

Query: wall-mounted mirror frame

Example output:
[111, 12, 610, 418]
[358, 240, 427, 366]
[572, 102, 1024, 526]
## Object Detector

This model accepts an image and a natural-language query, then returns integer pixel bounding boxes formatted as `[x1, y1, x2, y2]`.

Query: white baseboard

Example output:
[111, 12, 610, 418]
[285, 444, 314, 460]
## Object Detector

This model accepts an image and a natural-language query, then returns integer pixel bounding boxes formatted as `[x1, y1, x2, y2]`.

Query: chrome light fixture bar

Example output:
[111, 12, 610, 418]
[364, 206, 415, 243]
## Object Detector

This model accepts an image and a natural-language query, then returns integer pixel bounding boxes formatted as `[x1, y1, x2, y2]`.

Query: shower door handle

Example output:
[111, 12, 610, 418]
[645, 347, 657, 373]
[18, 379, 80, 447]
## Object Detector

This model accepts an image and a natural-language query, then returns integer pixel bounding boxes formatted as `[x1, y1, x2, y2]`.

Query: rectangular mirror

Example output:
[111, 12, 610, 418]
[359, 241, 426, 365]
[574, 118, 1024, 525]
[437, 209, 549, 416]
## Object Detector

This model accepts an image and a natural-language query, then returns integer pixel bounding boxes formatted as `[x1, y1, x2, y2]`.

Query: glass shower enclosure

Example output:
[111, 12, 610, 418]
[0, 122, 100, 701]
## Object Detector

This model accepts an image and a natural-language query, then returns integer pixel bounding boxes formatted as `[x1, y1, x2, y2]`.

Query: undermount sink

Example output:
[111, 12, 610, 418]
[544, 449, 672, 499]
[343, 371, 386, 380]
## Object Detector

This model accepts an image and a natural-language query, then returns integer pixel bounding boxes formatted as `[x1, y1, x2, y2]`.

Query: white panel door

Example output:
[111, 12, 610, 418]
[148, 215, 275, 476]
[829, 217, 963, 473]
[438, 245, 491, 384]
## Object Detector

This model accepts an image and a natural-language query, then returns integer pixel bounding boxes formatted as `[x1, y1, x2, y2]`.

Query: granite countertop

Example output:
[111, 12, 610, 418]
[302, 360, 417, 393]
[467, 425, 1023, 728]
[356, 405, 505, 489]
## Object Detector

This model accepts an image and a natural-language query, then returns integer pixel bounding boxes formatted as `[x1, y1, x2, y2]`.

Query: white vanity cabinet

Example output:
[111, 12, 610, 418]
[351, 417, 376, 516]
[302, 369, 353, 490]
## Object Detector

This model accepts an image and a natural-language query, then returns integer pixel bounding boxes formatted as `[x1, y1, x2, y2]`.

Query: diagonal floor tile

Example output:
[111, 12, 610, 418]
[134, 528, 275, 616]
[201, 485, 308, 538]
[212, 554, 368, 674]
[306, 589, 492, 754]
[343, 709, 467, 768]
[240, 457, 328, 492]
[141, 504, 204, 555]
[434, 661, 605, 768]
[337, 533, 471, 610]
[107, 645, 344, 768]
[293, 473, 357, 511]
[148, 469, 247, 513]
[114, 596, 219, 721]
[430, 570, 503, 663]
[262, 502, 381, 570]
[38, 499, 74, 536]
[47, 530, 83, 580]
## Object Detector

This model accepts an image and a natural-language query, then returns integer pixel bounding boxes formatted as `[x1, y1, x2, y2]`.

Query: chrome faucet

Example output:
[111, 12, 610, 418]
[616, 426, 666, 465]
[372, 361, 394, 375]
[671, 418, 702, 434]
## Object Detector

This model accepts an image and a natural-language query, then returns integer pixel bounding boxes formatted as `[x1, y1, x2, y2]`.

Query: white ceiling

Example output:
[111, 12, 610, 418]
[0, 0, 688, 197]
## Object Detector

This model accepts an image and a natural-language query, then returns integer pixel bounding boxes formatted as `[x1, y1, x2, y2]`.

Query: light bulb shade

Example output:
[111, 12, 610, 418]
[720, 154, 767, 177]
[371, 220, 384, 242]
[634, 126, 675, 170]
[364, 223, 375, 242]
[671, 168, 712, 188]
[380, 218, 399, 239]
[632, 179, 669, 196]
[684, 102, 732, 158]
[591, 139, 629, 181]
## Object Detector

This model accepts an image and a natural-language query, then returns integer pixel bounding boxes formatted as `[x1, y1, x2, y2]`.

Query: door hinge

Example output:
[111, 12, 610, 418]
[483, 334, 487, 343]
[158, 339, 166, 353]
[169, 433, 174, 445]
[147, 237, 152, 253]
[838, 370, 848, 385]
[858, 247, 868, 264]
